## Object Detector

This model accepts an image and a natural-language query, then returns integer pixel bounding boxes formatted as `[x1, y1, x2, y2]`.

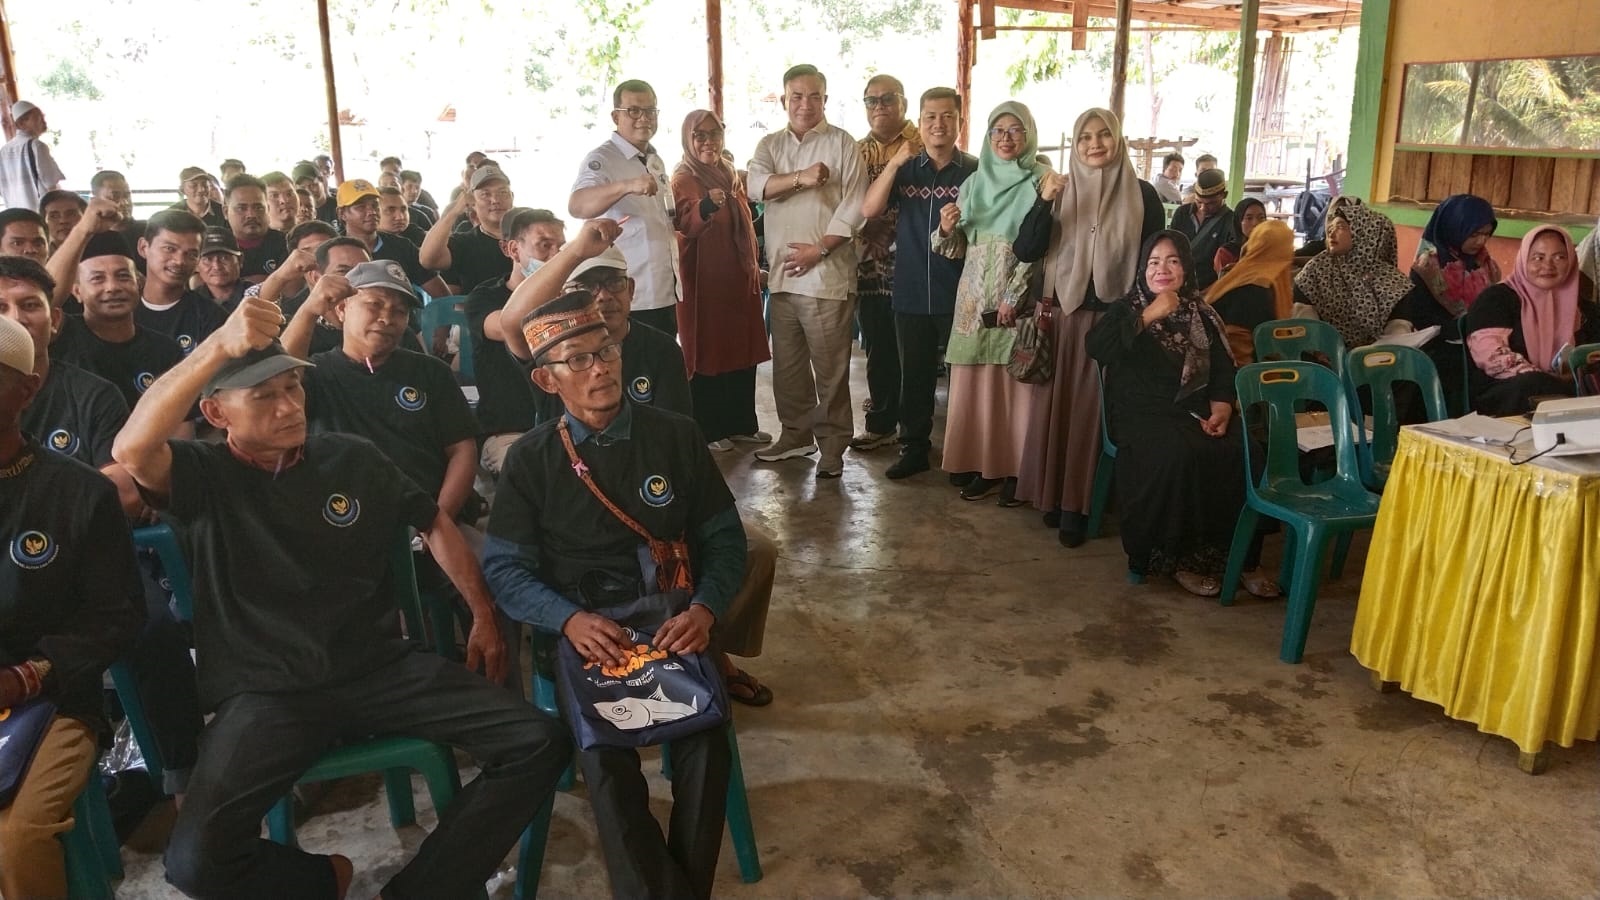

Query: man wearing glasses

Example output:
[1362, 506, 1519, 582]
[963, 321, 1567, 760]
[568, 79, 683, 339]
[851, 74, 918, 455]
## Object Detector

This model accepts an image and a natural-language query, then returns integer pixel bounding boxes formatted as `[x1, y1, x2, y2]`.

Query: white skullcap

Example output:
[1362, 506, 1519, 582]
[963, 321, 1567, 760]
[0, 314, 35, 376]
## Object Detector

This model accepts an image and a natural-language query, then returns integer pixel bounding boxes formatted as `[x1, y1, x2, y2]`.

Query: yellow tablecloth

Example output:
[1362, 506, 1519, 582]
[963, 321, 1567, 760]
[1350, 428, 1600, 753]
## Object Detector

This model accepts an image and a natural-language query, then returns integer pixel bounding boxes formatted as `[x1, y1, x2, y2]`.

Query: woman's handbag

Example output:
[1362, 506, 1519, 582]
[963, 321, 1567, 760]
[556, 592, 730, 751]
[1008, 300, 1056, 384]
[0, 697, 58, 808]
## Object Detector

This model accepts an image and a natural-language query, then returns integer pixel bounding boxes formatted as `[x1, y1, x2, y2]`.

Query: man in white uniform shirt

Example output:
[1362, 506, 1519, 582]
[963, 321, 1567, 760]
[747, 64, 866, 479]
[0, 102, 65, 212]
[568, 79, 682, 339]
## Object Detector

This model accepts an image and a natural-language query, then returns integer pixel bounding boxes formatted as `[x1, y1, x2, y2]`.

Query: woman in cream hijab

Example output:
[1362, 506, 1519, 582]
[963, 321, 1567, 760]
[1013, 107, 1164, 547]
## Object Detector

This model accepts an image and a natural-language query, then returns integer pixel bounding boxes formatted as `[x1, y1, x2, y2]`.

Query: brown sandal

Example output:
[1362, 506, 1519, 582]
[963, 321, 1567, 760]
[726, 669, 773, 707]
[1241, 569, 1282, 598]
[1174, 570, 1221, 597]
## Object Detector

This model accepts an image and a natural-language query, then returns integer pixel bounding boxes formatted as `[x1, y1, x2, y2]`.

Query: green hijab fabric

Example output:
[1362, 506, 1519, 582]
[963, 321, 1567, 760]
[956, 101, 1043, 239]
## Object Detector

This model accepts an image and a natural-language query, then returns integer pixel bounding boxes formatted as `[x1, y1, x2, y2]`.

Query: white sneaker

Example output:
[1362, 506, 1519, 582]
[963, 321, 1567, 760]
[849, 430, 897, 451]
[708, 439, 735, 452]
[729, 431, 773, 444]
[754, 438, 817, 462]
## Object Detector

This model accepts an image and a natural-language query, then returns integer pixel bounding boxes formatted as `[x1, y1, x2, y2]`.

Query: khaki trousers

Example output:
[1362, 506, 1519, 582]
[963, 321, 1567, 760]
[768, 292, 856, 462]
[718, 523, 777, 658]
[0, 715, 97, 900]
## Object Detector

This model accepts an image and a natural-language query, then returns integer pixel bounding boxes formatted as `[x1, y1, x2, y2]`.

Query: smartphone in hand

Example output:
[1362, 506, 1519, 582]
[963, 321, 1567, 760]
[980, 309, 999, 328]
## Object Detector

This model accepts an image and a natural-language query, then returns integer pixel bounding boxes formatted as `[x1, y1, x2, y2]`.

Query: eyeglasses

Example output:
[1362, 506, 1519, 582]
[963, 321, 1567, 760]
[988, 126, 1027, 142]
[574, 275, 630, 295]
[615, 107, 660, 121]
[545, 342, 621, 371]
[862, 93, 901, 109]
[691, 129, 725, 142]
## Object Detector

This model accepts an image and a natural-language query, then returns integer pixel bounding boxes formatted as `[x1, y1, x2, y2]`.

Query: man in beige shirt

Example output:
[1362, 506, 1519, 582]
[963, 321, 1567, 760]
[747, 64, 866, 479]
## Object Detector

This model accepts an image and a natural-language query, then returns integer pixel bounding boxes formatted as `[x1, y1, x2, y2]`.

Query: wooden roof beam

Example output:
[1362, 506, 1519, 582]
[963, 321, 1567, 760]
[980, 0, 997, 38]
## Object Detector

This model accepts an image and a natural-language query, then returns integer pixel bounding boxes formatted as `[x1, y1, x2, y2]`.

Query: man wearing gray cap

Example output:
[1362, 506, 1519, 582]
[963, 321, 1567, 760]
[0, 101, 65, 212]
[420, 165, 515, 293]
[113, 296, 569, 900]
[169, 166, 227, 230]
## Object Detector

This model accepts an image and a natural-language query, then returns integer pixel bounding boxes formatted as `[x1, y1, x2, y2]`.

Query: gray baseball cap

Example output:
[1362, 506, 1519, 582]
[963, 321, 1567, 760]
[203, 342, 314, 396]
[345, 260, 422, 308]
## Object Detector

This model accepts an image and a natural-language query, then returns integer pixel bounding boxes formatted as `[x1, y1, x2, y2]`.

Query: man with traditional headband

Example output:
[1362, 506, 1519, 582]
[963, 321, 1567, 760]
[1168, 167, 1236, 290]
[484, 286, 746, 898]
[112, 296, 569, 899]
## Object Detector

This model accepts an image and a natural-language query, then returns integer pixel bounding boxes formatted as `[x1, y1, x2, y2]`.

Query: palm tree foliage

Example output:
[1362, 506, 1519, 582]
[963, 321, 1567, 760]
[1400, 54, 1600, 150]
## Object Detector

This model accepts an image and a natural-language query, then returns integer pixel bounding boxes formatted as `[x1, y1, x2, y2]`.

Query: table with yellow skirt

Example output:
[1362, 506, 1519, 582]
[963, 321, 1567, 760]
[1350, 426, 1600, 773]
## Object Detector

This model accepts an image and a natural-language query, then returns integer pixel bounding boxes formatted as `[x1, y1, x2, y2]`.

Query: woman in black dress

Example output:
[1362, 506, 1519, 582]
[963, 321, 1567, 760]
[1086, 230, 1277, 597]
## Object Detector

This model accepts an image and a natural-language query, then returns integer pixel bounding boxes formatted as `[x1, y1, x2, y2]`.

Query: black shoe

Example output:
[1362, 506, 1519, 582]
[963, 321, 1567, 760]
[996, 477, 1022, 507]
[1058, 511, 1088, 548]
[1042, 509, 1062, 529]
[948, 471, 978, 488]
[886, 454, 930, 480]
[960, 476, 1002, 501]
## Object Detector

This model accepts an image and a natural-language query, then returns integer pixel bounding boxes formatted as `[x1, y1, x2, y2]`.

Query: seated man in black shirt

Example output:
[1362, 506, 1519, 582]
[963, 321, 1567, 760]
[196, 227, 248, 311]
[0, 207, 50, 266]
[112, 298, 570, 900]
[420, 165, 515, 293]
[38, 188, 85, 250]
[169, 166, 227, 230]
[336, 179, 448, 298]
[379, 185, 430, 249]
[467, 206, 565, 475]
[484, 291, 744, 899]
[223, 174, 288, 284]
[136, 210, 224, 355]
[52, 232, 186, 409]
[248, 221, 339, 311]
[0, 314, 145, 900]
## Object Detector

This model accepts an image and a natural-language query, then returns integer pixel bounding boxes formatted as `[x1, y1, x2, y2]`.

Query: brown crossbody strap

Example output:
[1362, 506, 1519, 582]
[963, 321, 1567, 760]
[557, 418, 694, 594]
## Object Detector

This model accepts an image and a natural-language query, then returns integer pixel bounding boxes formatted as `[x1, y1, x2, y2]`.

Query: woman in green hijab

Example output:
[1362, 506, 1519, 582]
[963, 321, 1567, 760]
[935, 100, 1046, 502]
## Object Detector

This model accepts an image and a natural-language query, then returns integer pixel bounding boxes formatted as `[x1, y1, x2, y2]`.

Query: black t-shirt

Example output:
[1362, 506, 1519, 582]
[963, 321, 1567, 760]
[372, 233, 435, 288]
[303, 348, 478, 498]
[488, 403, 735, 605]
[50, 315, 184, 408]
[135, 291, 226, 356]
[386, 223, 430, 248]
[239, 229, 288, 279]
[22, 362, 130, 467]
[167, 200, 227, 230]
[1211, 283, 1277, 338]
[162, 435, 437, 709]
[1, 439, 144, 724]
[463, 277, 538, 436]
[530, 322, 693, 426]
[118, 219, 149, 275]
[316, 196, 338, 224]
[445, 228, 510, 292]
[206, 281, 250, 314]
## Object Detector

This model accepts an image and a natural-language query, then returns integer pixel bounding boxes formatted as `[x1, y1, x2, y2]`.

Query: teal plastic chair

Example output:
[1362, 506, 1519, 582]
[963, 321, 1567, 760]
[1086, 366, 1141, 582]
[1345, 345, 1447, 491]
[420, 295, 473, 382]
[513, 670, 763, 898]
[1221, 362, 1382, 664]
[1567, 342, 1600, 396]
[114, 523, 201, 791]
[1253, 318, 1347, 377]
[133, 523, 195, 620]
[61, 766, 120, 899]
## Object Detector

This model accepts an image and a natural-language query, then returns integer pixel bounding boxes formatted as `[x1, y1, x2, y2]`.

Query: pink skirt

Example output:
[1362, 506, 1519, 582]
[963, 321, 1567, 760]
[1016, 307, 1104, 513]
[941, 363, 1037, 479]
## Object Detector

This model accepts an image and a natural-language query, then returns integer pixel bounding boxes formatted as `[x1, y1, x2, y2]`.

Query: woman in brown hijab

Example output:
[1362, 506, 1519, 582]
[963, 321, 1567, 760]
[670, 109, 772, 449]
[1012, 107, 1164, 547]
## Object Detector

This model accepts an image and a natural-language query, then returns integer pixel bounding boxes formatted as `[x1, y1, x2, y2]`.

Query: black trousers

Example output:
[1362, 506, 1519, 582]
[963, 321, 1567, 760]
[632, 306, 678, 340]
[690, 367, 759, 442]
[127, 550, 203, 794]
[576, 727, 730, 900]
[894, 312, 954, 455]
[857, 291, 900, 435]
[164, 651, 569, 900]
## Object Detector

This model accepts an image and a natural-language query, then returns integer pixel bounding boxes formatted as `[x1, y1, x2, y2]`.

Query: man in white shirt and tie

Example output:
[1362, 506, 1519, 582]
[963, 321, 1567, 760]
[747, 64, 866, 479]
[568, 79, 682, 339]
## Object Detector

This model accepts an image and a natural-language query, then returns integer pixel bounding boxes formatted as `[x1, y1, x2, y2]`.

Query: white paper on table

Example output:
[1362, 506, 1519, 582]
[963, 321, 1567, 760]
[1413, 413, 1527, 444]
[1297, 419, 1371, 452]
[1356, 325, 1442, 351]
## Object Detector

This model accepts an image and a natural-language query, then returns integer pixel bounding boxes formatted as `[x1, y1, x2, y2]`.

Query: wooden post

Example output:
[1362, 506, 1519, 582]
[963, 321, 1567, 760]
[706, 0, 723, 119]
[1071, 0, 1089, 51]
[1109, 0, 1132, 123]
[0, 0, 17, 141]
[1228, 0, 1261, 201]
[957, 0, 975, 150]
[316, 0, 345, 183]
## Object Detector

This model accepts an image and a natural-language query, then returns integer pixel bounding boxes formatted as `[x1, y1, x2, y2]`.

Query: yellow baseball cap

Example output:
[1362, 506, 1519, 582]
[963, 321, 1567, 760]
[336, 179, 379, 208]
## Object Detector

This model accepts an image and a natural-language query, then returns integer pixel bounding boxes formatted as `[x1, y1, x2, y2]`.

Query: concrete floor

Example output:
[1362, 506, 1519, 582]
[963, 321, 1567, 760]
[113, 353, 1599, 898]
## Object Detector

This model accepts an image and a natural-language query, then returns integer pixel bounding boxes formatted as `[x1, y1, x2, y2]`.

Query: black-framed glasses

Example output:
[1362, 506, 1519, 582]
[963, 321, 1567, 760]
[573, 275, 630, 295]
[615, 107, 660, 121]
[988, 126, 1027, 141]
[545, 342, 621, 371]
[691, 129, 725, 142]
[862, 93, 901, 109]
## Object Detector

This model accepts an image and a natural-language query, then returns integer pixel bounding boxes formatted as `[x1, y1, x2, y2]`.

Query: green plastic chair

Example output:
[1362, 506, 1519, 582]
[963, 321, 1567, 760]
[61, 764, 120, 899]
[113, 523, 201, 791]
[1345, 345, 1448, 491]
[420, 295, 473, 382]
[1253, 318, 1347, 377]
[1567, 342, 1600, 396]
[1221, 362, 1382, 664]
[513, 669, 763, 898]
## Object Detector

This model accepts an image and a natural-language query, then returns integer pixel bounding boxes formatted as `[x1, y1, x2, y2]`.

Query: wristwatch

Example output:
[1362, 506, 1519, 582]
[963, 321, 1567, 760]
[818, 246, 831, 258]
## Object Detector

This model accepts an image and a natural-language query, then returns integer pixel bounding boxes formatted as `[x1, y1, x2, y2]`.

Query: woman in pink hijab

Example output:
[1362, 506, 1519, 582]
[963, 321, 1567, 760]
[1463, 225, 1600, 414]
